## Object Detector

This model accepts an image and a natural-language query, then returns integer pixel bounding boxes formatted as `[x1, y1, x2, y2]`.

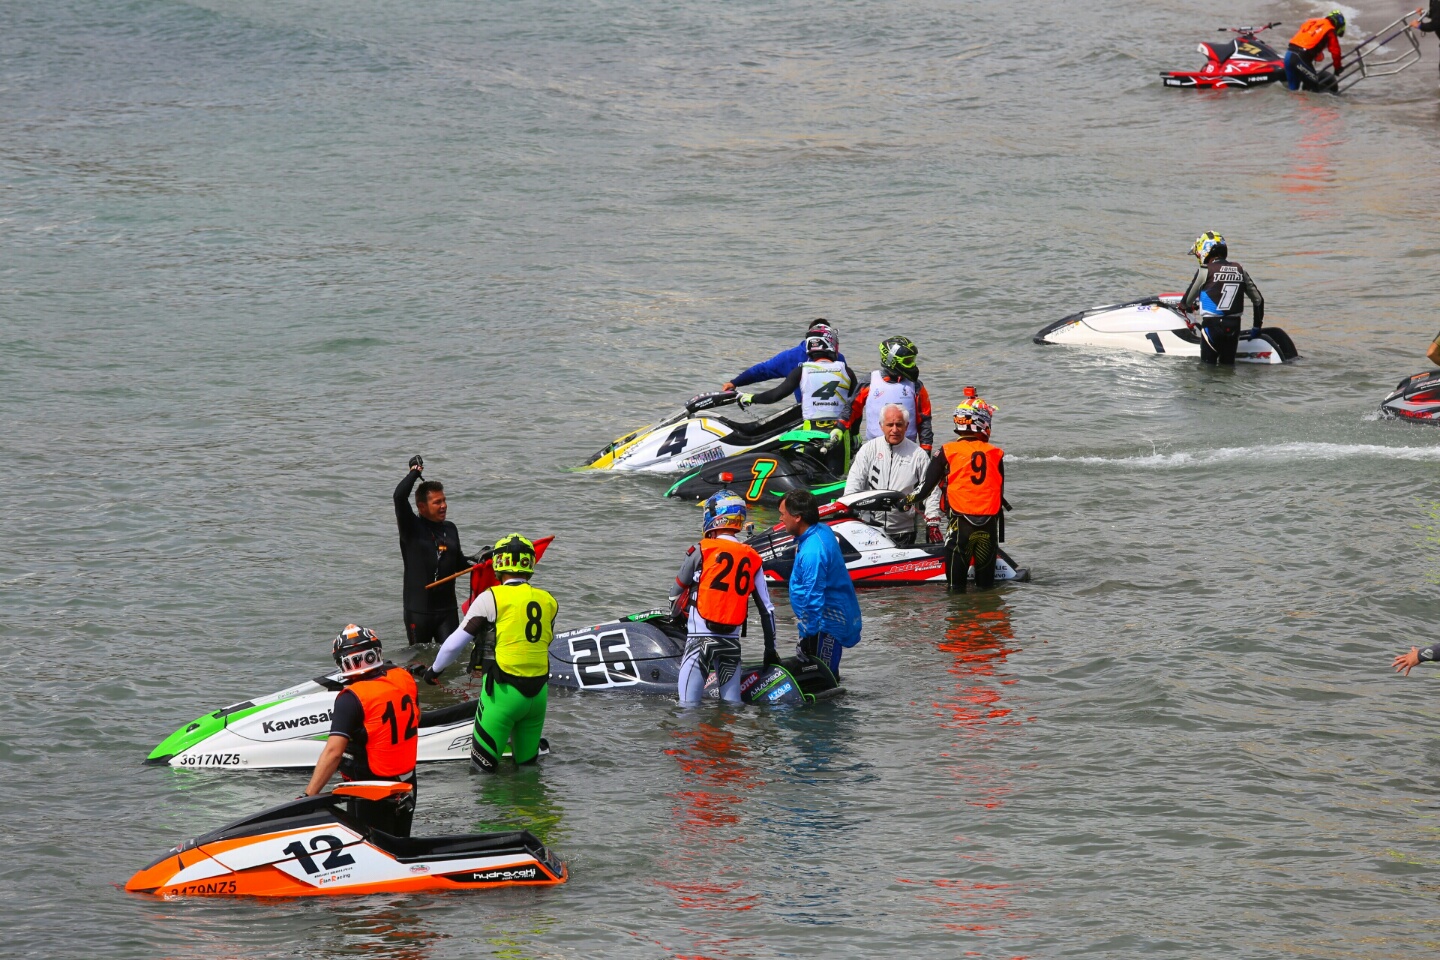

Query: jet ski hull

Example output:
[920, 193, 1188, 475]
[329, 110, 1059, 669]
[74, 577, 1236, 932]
[664, 430, 845, 506]
[1379, 371, 1440, 424]
[1162, 28, 1286, 89]
[147, 678, 488, 770]
[745, 490, 1030, 586]
[1034, 297, 1298, 364]
[126, 788, 565, 897]
[580, 393, 803, 473]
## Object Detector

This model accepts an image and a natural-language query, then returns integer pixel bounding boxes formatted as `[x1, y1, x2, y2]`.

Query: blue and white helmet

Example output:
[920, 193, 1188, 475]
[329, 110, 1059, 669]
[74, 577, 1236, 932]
[702, 490, 748, 534]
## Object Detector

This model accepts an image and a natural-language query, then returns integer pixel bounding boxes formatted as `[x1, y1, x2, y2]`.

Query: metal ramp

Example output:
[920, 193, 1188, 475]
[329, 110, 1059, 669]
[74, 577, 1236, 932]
[1334, 9, 1425, 91]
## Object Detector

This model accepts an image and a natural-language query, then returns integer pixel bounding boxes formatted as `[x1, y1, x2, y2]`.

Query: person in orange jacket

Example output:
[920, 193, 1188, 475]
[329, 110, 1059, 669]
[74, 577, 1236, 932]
[906, 392, 1006, 593]
[1284, 10, 1345, 92]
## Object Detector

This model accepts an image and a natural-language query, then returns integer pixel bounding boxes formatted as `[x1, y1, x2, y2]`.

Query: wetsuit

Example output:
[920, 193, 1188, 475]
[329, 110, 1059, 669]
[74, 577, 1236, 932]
[432, 578, 555, 771]
[1422, 2, 1440, 74]
[394, 470, 465, 645]
[330, 663, 420, 836]
[841, 371, 935, 451]
[914, 436, 1006, 592]
[1285, 18, 1342, 92]
[1181, 258, 1265, 366]
[728, 340, 848, 403]
[668, 533, 779, 705]
[748, 358, 859, 471]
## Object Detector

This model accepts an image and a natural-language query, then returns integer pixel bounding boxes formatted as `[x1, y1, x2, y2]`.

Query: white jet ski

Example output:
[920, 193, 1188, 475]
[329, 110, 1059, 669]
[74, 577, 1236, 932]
[1034, 294, 1298, 364]
[578, 391, 803, 473]
[747, 490, 1030, 586]
[146, 672, 504, 770]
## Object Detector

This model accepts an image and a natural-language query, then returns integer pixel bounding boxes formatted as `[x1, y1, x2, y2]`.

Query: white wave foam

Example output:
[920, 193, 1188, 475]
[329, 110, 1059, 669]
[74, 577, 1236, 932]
[1014, 442, 1440, 469]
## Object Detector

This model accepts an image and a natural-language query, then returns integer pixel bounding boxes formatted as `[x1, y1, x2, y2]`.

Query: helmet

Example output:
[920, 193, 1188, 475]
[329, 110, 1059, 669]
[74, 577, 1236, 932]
[806, 318, 835, 338]
[1191, 231, 1227, 263]
[332, 624, 383, 678]
[492, 533, 536, 576]
[1327, 10, 1346, 36]
[953, 391, 997, 437]
[702, 490, 748, 534]
[879, 336, 919, 381]
[805, 326, 839, 359]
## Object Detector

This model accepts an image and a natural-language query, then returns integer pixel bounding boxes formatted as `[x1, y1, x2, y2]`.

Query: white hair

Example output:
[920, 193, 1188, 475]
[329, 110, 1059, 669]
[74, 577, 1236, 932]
[880, 403, 910, 424]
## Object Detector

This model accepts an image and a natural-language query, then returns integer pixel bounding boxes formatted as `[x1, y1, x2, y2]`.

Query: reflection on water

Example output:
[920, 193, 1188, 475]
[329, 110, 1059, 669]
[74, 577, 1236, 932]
[651, 718, 763, 957]
[1282, 100, 1342, 218]
[900, 596, 1033, 944]
[470, 767, 565, 846]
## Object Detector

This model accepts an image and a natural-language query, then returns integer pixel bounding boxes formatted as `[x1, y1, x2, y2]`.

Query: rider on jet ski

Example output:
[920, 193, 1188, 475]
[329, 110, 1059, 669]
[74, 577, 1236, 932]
[722, 319, 847, 402]
[1284, 11, 1345, 92]
[304, 625, 420, 836]
[1180, 232, 1265, 366]
[840, 336, 935, 452]
[906, 391, 1006, 592]
[668, 491, 780, 705]
[738, 326, 858, 471]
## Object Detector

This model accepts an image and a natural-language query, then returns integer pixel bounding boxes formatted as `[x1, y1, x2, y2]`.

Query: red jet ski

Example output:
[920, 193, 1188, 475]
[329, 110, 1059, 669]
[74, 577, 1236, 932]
[1162, 23, 1285, 89]
[1379, 371, 1440, 425]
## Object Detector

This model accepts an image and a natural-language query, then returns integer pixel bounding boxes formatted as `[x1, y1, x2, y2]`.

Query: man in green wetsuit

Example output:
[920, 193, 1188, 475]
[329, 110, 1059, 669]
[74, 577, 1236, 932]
[421, 534, 556, 772]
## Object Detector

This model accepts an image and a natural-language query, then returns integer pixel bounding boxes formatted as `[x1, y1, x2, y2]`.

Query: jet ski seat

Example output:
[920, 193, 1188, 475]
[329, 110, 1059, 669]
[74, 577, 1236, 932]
[367, 828, 542, 861]
[713, 406, 803, 442]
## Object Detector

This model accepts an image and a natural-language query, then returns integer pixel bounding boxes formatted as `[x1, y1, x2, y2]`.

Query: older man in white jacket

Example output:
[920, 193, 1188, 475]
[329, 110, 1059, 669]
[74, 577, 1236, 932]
[844, 404, 941, 545]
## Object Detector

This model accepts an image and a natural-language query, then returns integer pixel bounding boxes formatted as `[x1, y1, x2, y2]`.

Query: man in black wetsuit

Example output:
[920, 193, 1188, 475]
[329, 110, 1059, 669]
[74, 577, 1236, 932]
[1180, 232, 1265, 366]
[1419, 2, 1439, 74]
[394, 456, 466, 646]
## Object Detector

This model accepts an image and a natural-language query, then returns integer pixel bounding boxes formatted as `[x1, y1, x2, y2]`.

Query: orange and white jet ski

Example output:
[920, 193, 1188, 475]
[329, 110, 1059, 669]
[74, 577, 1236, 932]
[126, 781, 567, 897]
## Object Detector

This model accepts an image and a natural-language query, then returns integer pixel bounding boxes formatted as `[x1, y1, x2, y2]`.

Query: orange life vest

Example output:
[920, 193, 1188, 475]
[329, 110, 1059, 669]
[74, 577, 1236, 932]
[943, 438, 1004, 517]
[344, 665, 420, 779]
[695, 538, 762, 628]
[1290, 18, 1335, 52]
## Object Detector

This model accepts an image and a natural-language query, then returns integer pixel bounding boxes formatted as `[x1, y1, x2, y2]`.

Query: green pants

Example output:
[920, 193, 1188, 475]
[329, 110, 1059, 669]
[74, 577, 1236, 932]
[470, 673, 547, 772]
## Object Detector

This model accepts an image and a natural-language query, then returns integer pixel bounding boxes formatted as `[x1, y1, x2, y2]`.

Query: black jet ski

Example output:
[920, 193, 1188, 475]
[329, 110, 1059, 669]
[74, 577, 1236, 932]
[1379, 371, 1440, 424]
[548, 610, 843, 704]
[663, 428, 845, 507]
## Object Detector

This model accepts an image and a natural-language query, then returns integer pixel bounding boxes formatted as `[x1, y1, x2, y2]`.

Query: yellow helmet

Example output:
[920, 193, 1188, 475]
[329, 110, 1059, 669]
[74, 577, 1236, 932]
[492, 533, 536, 576]
[1191, 231, 1227, 263]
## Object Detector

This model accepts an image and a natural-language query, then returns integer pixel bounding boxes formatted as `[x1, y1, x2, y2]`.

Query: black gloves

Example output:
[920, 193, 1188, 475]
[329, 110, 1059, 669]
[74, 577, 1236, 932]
[406, 660, 441, 685]
[422, 668, 441, 686]
[408, 454, 424, 471]
[763, 647, 783, 669]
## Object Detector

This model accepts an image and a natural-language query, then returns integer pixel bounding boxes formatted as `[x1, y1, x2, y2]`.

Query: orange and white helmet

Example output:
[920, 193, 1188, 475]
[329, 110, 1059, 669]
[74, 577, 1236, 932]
[332, 624, 383, 678]
[953, 390, 996, 437]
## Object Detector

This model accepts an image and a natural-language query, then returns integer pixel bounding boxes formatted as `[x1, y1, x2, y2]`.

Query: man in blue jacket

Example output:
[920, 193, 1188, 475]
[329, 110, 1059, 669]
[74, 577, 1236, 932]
[722, 320, 847, 403]
[777, 490, 863, 678]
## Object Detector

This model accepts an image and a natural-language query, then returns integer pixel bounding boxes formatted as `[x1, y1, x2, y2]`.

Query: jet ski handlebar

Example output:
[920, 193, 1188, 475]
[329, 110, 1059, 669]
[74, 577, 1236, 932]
[685, 390, 740, 414]
[1219, 22, 1280, 35]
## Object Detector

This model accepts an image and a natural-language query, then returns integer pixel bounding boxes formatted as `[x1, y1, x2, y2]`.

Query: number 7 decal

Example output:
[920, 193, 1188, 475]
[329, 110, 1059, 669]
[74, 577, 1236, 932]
[747, 459, 778, 500]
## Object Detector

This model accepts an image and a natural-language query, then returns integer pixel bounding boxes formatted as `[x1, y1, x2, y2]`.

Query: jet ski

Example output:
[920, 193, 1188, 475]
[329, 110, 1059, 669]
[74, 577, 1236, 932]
[579, 391, 803, 473]
[663, 428, 846, 507]
[1162, 23, 1286, 89]
[125, 780, 566, 897]
[1033, 294, 1299, 364]
[1379, 371, 1440, 424]
[548, 609, 844, 703]
[745, 489, 1030, 586]
[144, 673, 511, 769]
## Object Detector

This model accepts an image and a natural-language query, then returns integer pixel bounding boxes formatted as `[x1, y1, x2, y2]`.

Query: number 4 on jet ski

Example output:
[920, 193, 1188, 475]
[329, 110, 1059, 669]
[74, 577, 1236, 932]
[579, 391, 803, 473]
